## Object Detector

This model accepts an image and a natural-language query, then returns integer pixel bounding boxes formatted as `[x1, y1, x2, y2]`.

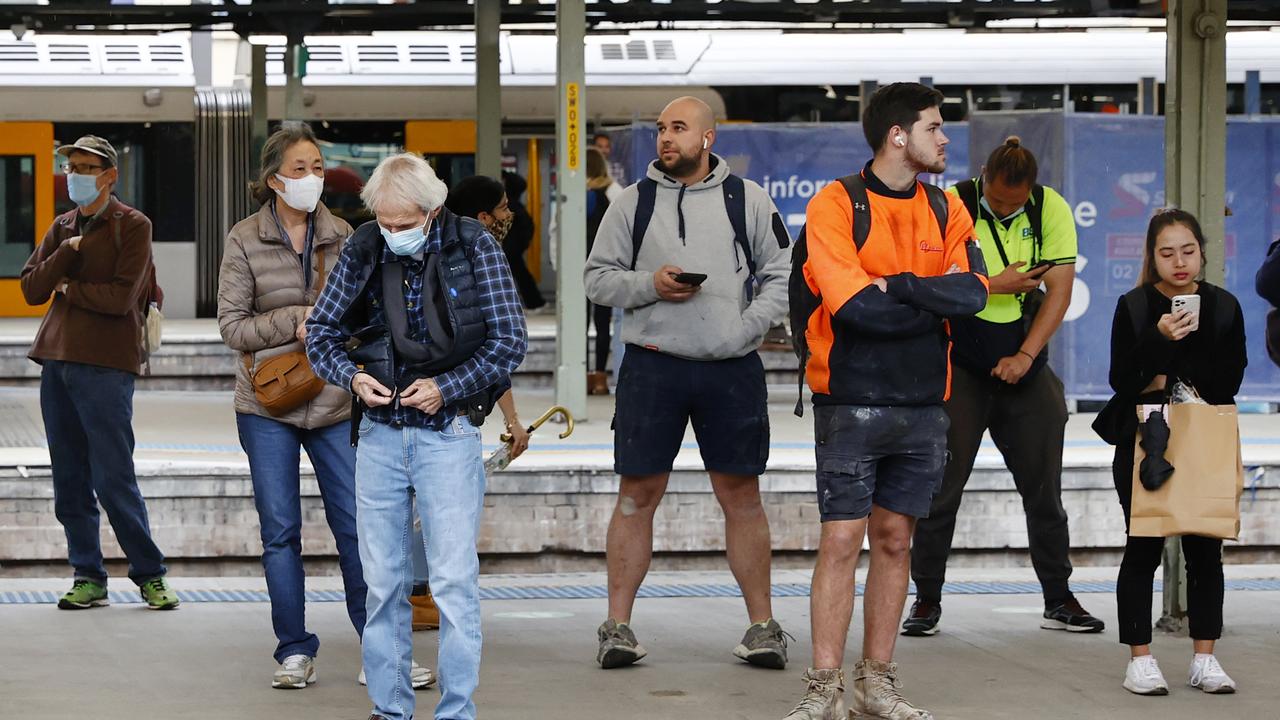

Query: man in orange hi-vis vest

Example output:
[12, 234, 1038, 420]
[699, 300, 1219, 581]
[783, 83, 989, 720]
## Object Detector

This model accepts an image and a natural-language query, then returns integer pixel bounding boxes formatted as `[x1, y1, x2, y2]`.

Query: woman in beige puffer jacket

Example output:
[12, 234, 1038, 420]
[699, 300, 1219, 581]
[216, 123, 379, 689]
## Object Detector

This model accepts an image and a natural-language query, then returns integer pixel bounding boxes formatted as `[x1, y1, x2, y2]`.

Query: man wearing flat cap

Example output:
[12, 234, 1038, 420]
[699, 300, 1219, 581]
[20, 135, 178, 611]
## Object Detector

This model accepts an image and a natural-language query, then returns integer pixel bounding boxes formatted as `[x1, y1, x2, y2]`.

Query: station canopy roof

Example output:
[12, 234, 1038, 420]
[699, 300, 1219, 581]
[0, 0, 1278, 36]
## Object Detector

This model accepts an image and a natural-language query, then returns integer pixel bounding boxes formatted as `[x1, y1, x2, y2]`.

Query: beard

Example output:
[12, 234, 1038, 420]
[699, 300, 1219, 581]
[657, 149, 702, 177]
[906, 142, 946, 175]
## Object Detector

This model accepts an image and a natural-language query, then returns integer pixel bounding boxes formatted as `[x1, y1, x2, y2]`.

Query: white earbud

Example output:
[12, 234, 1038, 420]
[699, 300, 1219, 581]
[895, 135, 906, 147]
[702, 138, 708, 150]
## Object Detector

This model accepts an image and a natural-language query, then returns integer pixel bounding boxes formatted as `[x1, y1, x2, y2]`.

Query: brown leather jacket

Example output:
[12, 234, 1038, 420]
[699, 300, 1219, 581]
[217, 202, 353, 429]
[21, 196, 153, 375]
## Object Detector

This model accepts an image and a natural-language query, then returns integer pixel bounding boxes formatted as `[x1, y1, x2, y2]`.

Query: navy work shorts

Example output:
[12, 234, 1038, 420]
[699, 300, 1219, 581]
[613, 345, 769, 477]
[813, 404, 949, 521]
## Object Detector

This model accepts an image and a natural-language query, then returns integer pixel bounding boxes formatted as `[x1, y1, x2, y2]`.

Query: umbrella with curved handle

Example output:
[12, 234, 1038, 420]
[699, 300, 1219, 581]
[487, 405, 575, 473]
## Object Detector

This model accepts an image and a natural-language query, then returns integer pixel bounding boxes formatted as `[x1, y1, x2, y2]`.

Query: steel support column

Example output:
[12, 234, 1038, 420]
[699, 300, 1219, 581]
[555, 0, 588, 421]
[284, 40, 305, 121]
[1160, 0, 1228, 631]
[475, 0, 502, 178]
[1139, 76, 1157, 116]
[250, 43, 268, 165]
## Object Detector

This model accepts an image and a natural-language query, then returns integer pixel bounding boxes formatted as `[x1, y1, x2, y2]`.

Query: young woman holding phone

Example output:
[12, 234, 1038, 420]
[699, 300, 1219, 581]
[1099, 208, 1246, 696]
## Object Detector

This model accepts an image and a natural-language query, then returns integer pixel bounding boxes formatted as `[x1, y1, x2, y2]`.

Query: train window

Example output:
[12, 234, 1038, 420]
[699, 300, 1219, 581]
[0, 155, 37, 279]
[317, 141, 403, 228]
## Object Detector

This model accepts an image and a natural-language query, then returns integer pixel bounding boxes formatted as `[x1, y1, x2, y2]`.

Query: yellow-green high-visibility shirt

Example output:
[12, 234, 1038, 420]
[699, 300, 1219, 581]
[946, 182, 1078, 324]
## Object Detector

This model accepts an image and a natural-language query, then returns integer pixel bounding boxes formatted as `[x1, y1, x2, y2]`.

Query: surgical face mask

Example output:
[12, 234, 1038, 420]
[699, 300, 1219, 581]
[67, 172, 103, 207]
[380, 218, 431, 256]
[274, 172, 324, 213]
[979, 194, 1027, 223]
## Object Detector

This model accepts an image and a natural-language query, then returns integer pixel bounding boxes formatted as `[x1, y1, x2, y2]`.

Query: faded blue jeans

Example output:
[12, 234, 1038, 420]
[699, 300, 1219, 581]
[356, 414, 486, 720]
[236, 413, 367, 663]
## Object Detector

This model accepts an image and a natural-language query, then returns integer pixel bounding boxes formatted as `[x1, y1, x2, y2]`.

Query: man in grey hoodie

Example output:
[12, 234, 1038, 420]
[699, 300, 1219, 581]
[584, 96, 793, 670]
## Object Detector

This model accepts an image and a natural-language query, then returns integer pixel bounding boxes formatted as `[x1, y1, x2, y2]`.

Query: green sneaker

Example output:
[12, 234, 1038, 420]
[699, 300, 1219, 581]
[139, 577, 180, 610]
[58, 579, 109, 610]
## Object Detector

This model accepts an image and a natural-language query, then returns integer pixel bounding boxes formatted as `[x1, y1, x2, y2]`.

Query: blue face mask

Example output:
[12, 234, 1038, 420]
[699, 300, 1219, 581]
[67, 173, 103, 207]
[379, 218, 431, 256]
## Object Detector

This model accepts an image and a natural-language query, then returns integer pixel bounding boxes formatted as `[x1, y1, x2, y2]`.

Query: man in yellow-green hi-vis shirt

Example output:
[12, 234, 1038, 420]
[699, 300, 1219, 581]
[904, 137, 1105, 638]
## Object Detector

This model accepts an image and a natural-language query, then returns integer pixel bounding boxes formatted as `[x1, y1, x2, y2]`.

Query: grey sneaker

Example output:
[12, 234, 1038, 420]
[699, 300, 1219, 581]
[596, 618, 646, 669]
[272, 654, 316, 689]
[850, 659, 932, 720]
[733, 618, 791, 669]
[782, 668, 845, 720]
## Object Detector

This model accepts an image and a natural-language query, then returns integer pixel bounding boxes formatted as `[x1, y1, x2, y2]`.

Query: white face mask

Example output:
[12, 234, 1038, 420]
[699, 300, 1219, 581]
[274, 172, 324, 213]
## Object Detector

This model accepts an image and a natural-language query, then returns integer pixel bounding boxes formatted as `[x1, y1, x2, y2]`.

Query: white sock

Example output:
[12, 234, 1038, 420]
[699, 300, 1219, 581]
[1194, 653, 1214, 663]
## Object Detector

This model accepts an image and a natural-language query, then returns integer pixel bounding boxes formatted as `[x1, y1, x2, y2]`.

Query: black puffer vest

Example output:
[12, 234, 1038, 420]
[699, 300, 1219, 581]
[341, 209, 504, 435]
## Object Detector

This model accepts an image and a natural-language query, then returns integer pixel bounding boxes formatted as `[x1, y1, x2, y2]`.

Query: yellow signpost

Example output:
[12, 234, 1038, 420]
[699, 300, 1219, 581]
[567, 82, 580, 170]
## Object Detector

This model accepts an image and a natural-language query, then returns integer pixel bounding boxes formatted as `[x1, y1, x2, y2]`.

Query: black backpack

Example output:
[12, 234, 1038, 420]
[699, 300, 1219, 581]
[787, 174, 950, 417]
[628, 174, 753, 279]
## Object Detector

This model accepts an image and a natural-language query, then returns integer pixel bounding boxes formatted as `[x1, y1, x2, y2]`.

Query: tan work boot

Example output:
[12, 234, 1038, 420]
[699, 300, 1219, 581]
[410, 592, 439, 631]
[849, 659, 932, 720]
[782, 668, 845, 719]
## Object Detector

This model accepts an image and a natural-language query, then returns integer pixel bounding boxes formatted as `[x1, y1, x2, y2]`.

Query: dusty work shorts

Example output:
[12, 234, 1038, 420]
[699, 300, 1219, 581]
[813, 404, 949, 521]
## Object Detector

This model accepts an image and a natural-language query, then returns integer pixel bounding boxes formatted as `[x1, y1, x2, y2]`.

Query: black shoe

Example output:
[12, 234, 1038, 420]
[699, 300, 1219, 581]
[901, 598, 941, 636]
[1042, 597, 1105, 633]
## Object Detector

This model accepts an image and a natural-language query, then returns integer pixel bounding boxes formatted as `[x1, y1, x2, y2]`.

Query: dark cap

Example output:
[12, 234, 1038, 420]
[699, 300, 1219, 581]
[56, 135, 118, 168]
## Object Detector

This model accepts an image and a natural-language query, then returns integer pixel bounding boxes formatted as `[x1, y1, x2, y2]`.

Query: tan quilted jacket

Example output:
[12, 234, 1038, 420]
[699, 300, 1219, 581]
[217, 202, 354, 429]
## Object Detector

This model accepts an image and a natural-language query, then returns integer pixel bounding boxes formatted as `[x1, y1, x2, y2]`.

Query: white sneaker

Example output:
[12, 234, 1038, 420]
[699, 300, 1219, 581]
[1123, 655, 1169, 696]
[272, 654, 316, 689]
[357, 661, 437, 690]
[1188, 655, 1237, 694]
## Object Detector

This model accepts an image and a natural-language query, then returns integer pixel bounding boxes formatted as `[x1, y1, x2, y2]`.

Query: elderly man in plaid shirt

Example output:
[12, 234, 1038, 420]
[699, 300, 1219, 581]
[306, 153, 527, 720]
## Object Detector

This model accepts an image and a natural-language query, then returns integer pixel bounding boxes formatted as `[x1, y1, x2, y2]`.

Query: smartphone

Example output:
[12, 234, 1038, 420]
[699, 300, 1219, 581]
[1172, 294, 1201, 331]
[672, 272, 707, 286]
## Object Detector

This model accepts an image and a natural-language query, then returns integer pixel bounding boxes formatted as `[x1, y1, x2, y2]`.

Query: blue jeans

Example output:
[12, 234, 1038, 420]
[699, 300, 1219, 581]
[237, 413, 367, 663]
[41, 360, 166, 586]
[356, 415, 486, 720]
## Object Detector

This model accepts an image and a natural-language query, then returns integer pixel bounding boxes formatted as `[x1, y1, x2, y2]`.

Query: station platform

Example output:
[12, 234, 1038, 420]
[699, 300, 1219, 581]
[3, 566, 1279, 719]
[2, 357, 1280, 570]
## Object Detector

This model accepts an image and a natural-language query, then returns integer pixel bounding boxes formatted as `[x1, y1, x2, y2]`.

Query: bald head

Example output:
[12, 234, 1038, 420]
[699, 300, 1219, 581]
[660, 96, 716, 134]
[655, 96, 717, 182]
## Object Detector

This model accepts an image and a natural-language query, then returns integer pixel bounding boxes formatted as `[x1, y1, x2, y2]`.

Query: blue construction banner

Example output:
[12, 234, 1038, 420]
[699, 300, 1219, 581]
[613, 117, 1280, 400]
[1059, 115, 1280, 400]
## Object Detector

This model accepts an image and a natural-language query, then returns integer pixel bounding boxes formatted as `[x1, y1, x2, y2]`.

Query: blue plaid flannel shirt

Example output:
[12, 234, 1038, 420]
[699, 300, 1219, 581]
[306, 220, 528, 429]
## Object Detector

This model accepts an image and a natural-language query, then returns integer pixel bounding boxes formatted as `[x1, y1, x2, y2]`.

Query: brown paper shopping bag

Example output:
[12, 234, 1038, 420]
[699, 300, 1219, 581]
[1130, 403, 1244, 540]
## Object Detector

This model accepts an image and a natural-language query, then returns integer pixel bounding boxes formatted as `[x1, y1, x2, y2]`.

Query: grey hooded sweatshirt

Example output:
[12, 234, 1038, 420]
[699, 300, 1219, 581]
[584, 154, 792, 361]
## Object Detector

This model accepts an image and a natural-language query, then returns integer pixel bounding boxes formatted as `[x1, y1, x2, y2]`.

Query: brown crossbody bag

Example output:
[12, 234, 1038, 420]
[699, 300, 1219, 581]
[244, 248, 328, 416]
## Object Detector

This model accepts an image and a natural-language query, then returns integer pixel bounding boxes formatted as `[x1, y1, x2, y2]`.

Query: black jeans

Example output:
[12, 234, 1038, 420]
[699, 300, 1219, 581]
[911, 364, 1073, 605]
[1112, 430, 1224, 646]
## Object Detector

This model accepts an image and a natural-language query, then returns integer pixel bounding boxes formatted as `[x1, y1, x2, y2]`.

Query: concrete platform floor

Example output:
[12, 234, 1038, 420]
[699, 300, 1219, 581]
[2, 568, 1279, 720]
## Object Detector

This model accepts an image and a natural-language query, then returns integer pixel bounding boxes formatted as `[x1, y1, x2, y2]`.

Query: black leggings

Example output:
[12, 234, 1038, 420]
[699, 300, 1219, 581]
[588, 302, 612, 373]
[1113, 430, 1224, 646]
